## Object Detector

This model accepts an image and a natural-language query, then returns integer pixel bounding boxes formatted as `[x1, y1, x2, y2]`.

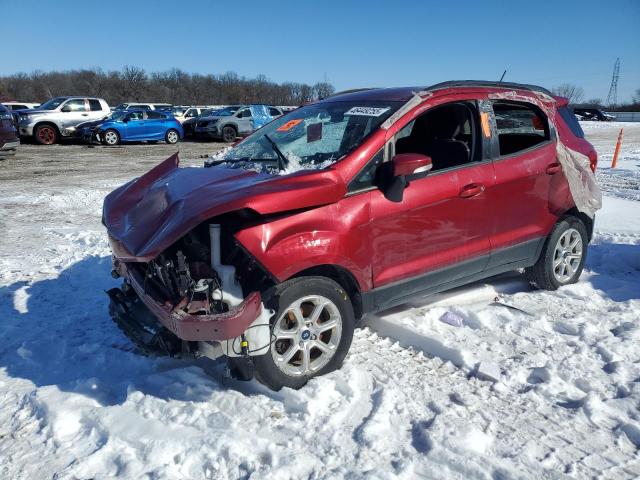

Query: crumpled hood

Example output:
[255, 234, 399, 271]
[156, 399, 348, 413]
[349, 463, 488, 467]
[103, 153, 346, 261]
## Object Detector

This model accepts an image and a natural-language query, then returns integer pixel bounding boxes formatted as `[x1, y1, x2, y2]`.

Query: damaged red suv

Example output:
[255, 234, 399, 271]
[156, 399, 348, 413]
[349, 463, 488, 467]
[104, 81, 600, 390]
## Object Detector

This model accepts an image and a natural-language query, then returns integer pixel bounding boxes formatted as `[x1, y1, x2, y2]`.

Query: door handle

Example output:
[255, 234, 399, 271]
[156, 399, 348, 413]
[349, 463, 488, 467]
[459, 183, 485, 198]
[546, 162, 561, 175]
[81, 113, 89, 116]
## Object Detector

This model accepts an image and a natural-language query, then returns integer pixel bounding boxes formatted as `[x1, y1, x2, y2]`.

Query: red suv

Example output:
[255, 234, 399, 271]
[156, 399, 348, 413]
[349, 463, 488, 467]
[104, 81, 599, 390]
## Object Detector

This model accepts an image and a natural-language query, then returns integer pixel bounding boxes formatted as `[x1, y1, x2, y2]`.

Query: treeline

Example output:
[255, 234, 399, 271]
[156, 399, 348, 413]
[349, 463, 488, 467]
[0, 66, 336, 106]
[552, 83, 640, 111]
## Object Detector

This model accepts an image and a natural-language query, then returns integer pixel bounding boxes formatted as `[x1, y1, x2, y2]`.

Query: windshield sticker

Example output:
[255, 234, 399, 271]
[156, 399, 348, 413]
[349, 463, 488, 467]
[277, 119, 303, 132]
[306, 122, 322, 143]
[345, 106, 390, 117]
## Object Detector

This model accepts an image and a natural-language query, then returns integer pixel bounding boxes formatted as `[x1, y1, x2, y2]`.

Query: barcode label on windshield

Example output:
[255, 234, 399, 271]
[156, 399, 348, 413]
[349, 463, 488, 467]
[345, 107, 390, 117]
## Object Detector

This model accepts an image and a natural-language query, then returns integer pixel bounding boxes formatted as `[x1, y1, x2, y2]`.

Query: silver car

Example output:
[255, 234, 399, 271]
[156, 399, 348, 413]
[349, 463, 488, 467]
[194, 105, 283, 142]
[18, 96, 110, 144]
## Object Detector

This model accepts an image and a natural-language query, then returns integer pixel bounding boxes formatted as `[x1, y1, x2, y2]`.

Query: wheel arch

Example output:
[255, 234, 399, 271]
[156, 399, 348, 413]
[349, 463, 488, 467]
[291, 264, 364, 321]
[34, 121, 61, 135]
[563, 207, 594, 241]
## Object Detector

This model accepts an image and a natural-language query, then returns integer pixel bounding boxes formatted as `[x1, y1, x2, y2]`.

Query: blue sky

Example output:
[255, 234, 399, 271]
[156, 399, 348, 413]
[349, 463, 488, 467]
[2, 0, 639, 102]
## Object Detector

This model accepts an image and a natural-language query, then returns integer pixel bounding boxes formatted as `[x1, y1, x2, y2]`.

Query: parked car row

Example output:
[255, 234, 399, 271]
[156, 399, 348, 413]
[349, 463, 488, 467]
[4, 96, 290, 146]
[573, 108, 616, 121]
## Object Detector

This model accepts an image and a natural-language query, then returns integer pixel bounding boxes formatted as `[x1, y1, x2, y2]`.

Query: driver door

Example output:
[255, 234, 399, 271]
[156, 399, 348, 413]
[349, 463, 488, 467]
[59, 98, 89, 129]
[368, 98, 494, 304]
[235, 108, 253, 134]
[124, 111, 147, 139]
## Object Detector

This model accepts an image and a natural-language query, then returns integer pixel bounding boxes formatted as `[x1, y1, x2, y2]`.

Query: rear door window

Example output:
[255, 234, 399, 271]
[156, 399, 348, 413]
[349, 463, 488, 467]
[269, 107, 281, 116]
[492, 102, 550, 156]
[89, 99, 103, 111]
[146, 111, 165, 119]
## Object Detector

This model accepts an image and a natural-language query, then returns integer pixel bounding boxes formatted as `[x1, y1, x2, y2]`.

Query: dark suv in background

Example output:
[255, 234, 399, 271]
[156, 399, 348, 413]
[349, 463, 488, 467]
[0, 103, 19, 158]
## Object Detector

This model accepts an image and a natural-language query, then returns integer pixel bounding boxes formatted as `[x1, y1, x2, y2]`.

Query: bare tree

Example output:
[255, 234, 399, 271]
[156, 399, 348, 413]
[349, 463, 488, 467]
[551, 83, 585, 104]
[0, 68, 333, 106]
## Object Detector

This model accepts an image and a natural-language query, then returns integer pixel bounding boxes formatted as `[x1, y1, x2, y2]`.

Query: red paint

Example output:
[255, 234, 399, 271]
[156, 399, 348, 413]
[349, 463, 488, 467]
[392, 153, 432, 176]
[104, 83, 596, 302]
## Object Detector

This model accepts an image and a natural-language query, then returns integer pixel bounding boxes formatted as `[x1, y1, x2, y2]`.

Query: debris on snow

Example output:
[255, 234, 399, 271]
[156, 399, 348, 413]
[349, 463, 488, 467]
[439, 310, 465, 327]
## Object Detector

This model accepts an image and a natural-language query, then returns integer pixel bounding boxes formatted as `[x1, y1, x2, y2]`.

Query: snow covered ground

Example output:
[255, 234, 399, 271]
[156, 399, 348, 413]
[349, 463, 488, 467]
[1, 124, 639, 479]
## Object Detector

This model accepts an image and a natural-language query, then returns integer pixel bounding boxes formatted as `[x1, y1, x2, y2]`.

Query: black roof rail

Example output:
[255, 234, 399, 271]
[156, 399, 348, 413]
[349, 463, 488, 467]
[324, 88, 376, 99]
[424, 80, 554, 97]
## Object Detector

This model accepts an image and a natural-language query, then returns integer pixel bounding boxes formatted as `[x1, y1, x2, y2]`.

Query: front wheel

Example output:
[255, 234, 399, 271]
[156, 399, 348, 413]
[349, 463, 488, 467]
[34, 124, 58, 145]
[525, 216, 588, 290]
[102, 129, 120, 146]
[253, 276, 355, 391]
[165, 129, 179, 144]
[221, 125, 236, 143]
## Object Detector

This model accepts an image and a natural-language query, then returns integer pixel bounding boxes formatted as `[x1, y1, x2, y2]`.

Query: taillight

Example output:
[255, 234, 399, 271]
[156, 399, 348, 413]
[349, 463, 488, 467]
[588, 149, 598, 172]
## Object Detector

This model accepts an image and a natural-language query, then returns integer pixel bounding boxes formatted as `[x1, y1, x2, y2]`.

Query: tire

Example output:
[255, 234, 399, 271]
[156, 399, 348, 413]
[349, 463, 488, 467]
[165, 129, 179, 144]
[525, 216, 588, 290]
[102, 129, 120, 146]
[253, 276, 355, 391]
[34, 124, 58, 145]
[221, 125, 237, 143]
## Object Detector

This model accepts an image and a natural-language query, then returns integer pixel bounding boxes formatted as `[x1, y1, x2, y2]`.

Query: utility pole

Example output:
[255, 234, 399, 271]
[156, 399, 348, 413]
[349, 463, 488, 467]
[606, 58, 620, 106]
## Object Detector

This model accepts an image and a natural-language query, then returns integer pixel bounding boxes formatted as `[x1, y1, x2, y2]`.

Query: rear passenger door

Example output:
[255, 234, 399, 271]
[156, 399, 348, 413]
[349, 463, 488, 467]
[144, 111, 166, 139]
[486, 100, 560, 268]
[124, 111, 146, 139]
[88, 99, 106, 120]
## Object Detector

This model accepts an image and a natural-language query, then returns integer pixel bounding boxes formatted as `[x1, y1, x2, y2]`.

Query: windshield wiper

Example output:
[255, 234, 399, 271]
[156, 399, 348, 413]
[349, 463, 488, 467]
[263, 134, 288, 172]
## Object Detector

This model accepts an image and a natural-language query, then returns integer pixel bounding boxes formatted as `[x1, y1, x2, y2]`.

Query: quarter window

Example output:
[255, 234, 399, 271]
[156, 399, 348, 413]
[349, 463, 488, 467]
[349, 149, 385, 193]
[269, 107, 281, 116]
[492, 102, 549, 156]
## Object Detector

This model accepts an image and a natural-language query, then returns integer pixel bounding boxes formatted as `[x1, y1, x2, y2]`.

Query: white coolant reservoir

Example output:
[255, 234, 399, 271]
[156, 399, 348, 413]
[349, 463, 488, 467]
[209, 224, 244, 307]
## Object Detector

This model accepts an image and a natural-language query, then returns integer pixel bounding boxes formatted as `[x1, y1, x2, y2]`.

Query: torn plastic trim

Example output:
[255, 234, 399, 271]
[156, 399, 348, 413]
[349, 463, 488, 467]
[556, 142, 602, 218]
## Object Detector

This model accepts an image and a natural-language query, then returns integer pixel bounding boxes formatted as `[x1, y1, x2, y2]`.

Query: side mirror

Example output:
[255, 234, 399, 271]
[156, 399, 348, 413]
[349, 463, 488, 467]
[122, 116, 130, 123]
[392, 153, 432, 177]
[61, 105, 71, 113]
[382, 153, 433, 203]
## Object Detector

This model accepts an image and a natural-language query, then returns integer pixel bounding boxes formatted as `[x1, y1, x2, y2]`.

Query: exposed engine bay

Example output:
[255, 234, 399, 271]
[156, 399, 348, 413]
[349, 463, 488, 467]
[108, 220, 275, 369]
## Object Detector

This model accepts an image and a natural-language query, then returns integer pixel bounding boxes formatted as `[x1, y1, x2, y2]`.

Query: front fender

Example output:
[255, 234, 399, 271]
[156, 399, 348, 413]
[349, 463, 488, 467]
[234, 196, 372, 291]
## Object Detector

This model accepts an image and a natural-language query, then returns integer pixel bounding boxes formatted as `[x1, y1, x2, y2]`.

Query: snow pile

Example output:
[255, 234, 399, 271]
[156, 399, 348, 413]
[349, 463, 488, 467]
[1, 124, 640, 478]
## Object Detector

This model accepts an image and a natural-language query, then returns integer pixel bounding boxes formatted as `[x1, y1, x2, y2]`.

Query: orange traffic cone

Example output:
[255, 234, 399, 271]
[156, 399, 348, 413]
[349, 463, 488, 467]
[611, 128, 624, 168]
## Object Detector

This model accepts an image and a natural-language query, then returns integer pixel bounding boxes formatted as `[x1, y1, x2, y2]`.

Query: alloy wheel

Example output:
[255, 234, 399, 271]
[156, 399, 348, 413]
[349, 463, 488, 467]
[104, 131, 119, 145]
[271, 295, 342, 377]
[167, 130, 178, 144]
[552, 228, 583, 283]
[37, 126, 56, 145]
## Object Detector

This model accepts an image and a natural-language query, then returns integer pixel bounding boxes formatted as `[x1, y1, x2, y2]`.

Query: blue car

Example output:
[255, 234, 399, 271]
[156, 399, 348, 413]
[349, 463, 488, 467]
[96, 109, 184, 145]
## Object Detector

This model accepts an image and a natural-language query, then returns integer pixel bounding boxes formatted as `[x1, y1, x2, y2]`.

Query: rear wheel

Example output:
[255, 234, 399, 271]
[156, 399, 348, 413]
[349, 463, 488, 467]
[222, 125, 236, 143]
[253, 277, 355, 390]
[34, 124, 58, 145]
[165, 129, 179, 144]
[102, 129, 120, 146]
[525, 216, 588, 290]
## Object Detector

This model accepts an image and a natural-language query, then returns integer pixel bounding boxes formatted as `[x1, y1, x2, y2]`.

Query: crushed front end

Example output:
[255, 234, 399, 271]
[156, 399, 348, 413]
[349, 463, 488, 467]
[107, 220, 274, 369]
